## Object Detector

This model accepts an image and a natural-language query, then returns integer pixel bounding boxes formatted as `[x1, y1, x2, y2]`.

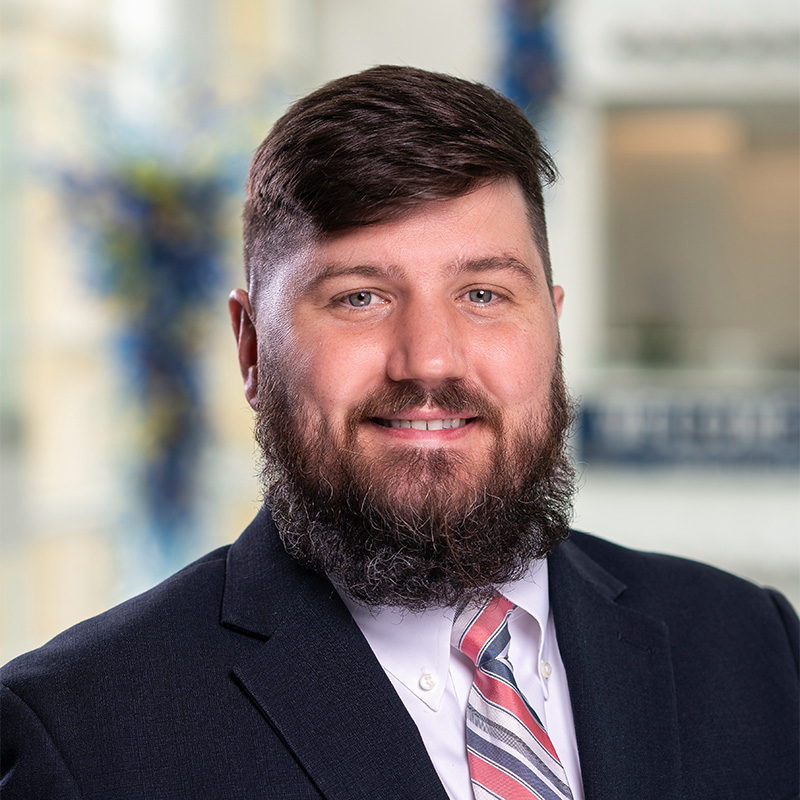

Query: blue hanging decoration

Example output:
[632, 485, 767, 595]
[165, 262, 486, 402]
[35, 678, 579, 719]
[63, 162, 225, 556]
[501, 0, 561, 118]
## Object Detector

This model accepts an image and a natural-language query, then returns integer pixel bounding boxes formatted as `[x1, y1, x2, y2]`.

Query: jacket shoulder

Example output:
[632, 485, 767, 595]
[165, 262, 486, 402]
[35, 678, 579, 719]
[565, 529, 784, 596]
[1, 545, 231, 688]
[562, 530, 799, 666]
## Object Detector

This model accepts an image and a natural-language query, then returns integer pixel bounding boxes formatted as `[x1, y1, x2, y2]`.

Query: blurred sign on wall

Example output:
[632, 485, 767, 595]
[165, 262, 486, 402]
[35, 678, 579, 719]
[566, 0, 799, 99]
[578, 388, 799, 467]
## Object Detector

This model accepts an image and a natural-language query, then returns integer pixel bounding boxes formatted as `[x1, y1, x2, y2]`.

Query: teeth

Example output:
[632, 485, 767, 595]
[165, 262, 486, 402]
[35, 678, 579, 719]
[387, 418, 467, 430]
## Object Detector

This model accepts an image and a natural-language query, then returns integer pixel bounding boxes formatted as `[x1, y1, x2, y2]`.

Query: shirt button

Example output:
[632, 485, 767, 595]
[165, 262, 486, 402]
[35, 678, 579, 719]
[419, 672, 437, 691]
[540, 660, 552, 679]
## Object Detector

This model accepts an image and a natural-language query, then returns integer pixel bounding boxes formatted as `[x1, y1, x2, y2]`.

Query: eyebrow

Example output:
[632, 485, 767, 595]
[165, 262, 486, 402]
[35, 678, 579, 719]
[450, 255, 538, 285]
[301, 262, 405, 294]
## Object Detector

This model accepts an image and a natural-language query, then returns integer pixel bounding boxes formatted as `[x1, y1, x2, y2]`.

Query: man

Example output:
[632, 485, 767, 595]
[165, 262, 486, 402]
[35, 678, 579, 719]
[1, 66, 797, 800]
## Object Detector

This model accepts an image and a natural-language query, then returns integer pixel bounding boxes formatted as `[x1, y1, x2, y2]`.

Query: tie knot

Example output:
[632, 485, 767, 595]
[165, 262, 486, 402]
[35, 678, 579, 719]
[451, 594, 515, 668]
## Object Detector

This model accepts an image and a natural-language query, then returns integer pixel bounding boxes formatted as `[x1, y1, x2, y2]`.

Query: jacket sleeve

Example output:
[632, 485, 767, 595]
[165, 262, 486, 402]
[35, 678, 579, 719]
[1, 684, 83, 799]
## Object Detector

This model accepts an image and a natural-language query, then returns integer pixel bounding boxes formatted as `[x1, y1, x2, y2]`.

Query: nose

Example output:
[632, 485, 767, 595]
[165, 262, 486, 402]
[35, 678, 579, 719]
[385, 301, 467, 387]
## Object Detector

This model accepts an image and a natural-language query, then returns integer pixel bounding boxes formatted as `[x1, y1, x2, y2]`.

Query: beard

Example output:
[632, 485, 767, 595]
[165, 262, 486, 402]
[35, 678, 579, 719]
[255, 358, 576, 611]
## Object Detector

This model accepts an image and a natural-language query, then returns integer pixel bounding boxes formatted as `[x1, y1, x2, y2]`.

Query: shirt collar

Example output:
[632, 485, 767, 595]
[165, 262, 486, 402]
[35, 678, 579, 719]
[501, 557, 550, 635]
[339, 593, 454, 711]
[338, 559, 551, 712]
[501, 558, 552, 699]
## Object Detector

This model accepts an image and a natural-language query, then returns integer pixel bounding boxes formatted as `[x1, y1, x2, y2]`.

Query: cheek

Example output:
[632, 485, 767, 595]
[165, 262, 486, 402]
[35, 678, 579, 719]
[470, 324, 559, 406]
[287, 331, 388, 420]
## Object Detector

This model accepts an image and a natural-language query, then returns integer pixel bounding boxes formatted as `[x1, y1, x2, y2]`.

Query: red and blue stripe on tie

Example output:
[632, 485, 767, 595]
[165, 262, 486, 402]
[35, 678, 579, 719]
[452, 595, 573, 800]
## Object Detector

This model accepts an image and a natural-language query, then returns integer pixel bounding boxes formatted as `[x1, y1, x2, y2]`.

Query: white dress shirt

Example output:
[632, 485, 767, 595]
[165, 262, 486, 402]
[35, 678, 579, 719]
[338, 560, 585, 800]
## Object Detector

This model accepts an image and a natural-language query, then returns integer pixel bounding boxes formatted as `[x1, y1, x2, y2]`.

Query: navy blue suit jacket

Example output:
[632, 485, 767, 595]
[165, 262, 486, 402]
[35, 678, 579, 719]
[2, 505, 798, 799]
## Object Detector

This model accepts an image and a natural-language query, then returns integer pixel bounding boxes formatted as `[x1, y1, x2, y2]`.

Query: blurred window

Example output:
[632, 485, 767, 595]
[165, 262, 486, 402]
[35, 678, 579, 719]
[604, 104, 799, 374]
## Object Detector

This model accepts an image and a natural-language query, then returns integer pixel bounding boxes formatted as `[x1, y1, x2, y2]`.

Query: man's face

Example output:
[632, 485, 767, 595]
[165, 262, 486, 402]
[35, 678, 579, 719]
[231, 178, 574, 608]
[263, 178, 561, 488]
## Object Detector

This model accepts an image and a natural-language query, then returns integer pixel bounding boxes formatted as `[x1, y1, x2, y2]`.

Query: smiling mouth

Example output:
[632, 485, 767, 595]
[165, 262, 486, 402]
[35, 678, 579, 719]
[372, 417, 474, 430]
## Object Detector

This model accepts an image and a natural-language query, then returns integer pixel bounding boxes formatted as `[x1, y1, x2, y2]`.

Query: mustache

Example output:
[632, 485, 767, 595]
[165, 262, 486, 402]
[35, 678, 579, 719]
[347, 380, 504, 431]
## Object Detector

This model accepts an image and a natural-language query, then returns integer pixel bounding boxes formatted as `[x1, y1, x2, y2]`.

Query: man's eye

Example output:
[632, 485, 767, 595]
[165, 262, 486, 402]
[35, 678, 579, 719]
[468, 289, 493, 304]
[346, 291, 372, 307]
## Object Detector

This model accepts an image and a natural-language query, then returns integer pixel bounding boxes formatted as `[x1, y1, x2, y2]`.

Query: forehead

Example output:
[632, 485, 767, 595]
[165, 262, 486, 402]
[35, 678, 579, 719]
[280, 179, 545, 294]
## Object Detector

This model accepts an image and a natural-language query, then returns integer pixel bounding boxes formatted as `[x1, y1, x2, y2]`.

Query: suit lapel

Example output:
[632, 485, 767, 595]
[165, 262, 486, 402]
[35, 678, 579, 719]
[221, 507, 449, 800]
[220, 509, 683, 799]
[549, 537, 682, 800]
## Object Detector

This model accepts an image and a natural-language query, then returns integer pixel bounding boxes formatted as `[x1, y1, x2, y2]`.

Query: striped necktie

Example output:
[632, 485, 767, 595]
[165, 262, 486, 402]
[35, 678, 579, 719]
[452, 595, 573, 800]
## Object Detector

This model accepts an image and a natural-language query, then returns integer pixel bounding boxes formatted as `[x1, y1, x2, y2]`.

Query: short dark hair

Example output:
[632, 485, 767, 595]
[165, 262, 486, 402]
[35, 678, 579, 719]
[243, 65, 558, 297]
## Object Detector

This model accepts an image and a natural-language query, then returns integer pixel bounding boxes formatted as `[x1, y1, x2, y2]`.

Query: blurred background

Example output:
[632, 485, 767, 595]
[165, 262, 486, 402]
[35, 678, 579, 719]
[1, 0, 798, 662]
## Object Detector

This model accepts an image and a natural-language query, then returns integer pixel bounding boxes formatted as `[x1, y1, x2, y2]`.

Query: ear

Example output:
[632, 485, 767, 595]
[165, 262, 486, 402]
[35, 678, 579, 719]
[228, 289, 259, 410]
[552, 285, 565, 318]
